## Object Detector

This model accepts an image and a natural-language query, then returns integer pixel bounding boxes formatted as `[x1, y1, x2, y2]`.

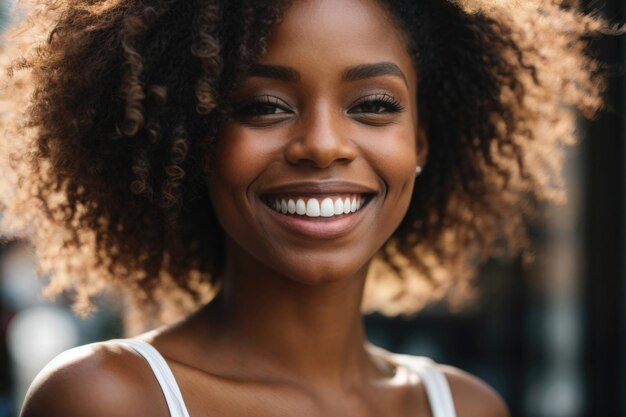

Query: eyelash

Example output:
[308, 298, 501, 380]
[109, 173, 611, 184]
[233, 93, 405, 119]
[234, 96, 291, 117]
[348, 93, 405, 114]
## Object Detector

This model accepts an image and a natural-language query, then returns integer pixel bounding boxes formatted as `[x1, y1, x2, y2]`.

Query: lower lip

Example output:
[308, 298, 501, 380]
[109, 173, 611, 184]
[259, 197, 373, 240]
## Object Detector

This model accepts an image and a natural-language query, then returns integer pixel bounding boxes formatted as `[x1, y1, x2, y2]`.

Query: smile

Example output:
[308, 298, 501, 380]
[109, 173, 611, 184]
[258, 193, 376, 240]
[262, 194, 369, 218]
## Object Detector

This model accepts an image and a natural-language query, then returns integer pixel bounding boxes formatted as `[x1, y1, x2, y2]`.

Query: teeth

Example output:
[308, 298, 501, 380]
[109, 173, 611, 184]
[295, 199, 306, 215]
[343, 198, 351, 214]
[306, 198, 320, 217]
[334, 199, 344, 215]
[320, 198, 334, 217]
[267, 194, 369, 218]
[287, 199, 296, 214]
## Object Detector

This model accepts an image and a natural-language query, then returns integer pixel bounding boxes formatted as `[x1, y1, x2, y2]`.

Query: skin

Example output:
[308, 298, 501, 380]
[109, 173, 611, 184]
[20, 0, 509, 416]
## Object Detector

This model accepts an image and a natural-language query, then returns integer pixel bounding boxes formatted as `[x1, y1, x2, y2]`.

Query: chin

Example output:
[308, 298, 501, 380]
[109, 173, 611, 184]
[274, 258, 371, 286]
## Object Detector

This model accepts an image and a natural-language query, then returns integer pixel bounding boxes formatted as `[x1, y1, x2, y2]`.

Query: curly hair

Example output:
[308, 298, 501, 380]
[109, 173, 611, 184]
[0, 0, 621, 327]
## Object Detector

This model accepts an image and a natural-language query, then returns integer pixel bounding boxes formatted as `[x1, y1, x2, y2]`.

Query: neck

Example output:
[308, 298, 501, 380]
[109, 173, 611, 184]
[199, 238, 387, 391]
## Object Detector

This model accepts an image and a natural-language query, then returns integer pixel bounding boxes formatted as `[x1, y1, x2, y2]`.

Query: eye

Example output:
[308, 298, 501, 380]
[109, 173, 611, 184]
[234, 95, 293, 118]
[348, 94, 405, 115]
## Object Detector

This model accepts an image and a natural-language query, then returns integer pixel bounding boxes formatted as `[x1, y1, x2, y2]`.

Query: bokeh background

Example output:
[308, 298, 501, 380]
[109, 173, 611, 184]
[0, 1, 624, 416]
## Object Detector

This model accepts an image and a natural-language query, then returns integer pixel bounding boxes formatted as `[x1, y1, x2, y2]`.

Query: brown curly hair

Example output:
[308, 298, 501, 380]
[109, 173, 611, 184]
[0, 0, 621, 327]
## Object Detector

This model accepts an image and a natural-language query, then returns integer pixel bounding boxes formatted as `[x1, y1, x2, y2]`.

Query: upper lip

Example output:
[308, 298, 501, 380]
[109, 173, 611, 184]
[258, 180, 378, 196]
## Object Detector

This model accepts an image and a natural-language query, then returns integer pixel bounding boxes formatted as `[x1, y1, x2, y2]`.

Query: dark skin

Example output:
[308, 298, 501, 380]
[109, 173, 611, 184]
[21, 0, 508, 416]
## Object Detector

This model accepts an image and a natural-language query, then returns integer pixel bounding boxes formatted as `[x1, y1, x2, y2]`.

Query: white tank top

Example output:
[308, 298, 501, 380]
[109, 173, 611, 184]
[110, 338, 457, 417]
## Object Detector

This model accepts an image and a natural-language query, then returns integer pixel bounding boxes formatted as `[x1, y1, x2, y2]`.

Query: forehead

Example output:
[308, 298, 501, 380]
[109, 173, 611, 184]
[259, 0, 415, 80]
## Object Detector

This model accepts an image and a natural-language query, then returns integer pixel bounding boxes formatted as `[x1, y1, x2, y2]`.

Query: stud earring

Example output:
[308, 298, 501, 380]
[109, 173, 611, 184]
[415, 165, 422, 176]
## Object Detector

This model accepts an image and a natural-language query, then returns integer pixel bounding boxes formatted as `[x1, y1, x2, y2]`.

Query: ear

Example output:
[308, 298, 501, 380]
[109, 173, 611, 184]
[416, 126, 429, 167]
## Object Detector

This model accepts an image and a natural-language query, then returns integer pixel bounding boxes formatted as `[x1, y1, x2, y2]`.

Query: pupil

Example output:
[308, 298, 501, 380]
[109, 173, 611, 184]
[254, 104, 276, 115]
[362, 102, 381, 113]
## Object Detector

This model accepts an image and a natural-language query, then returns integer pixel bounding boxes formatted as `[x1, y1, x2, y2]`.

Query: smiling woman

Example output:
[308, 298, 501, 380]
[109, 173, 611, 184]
[0, 0, 619, 416]
[209, 3, 422, 289]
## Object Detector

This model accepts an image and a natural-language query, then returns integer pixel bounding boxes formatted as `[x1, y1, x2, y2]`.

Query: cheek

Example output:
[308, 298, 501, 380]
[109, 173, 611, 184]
[206, 127, 268, 236]
[360, 124, 417, 231]
[210, 129, 265, 191]
[361, 124, 416, 194]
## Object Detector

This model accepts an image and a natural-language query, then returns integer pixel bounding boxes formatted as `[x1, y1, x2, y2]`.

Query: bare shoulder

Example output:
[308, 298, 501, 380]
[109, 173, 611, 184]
[367, 344, 509, 417]
[20, 340, 169, 417]
[438, 364, 509, 417]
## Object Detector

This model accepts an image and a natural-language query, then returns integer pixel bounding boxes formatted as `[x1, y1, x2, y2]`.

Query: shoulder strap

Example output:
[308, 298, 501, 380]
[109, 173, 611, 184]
[109, 338, 191, 417]
[399, 355, 457, 417]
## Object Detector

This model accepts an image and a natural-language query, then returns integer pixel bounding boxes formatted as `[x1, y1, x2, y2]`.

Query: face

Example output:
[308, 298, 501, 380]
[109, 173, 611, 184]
[207, 0, 427, 285]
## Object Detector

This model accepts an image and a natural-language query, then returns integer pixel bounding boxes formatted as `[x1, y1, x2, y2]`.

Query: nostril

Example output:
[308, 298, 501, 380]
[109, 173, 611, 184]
[283, 129, 358, 168]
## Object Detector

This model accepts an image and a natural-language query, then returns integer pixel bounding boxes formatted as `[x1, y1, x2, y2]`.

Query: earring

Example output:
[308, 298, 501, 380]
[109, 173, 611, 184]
[415, 165, 422, 176]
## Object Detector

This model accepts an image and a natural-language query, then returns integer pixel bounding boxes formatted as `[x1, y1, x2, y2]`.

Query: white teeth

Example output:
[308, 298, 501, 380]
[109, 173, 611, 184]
[306, 198, 320, 217]
[268, 195, 369, 217]
[334, 199, 344, 215]
[320, 198, 334, 217]
[343, 198, 351, 214]
[296, 199, 306, 215]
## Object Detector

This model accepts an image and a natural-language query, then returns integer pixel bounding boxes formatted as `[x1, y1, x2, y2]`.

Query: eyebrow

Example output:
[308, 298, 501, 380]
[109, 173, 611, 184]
[246, 61, 407, 85]
[341, 62, 407, 85]
[247, 64, 301, 82]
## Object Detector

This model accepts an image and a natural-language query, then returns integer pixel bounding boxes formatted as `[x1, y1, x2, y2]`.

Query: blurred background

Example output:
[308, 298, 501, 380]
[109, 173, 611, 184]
[0, 0, 624, 416]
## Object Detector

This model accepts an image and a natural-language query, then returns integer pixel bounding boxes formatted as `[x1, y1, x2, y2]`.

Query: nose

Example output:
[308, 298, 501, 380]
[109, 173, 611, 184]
[284, 103, 358, 169]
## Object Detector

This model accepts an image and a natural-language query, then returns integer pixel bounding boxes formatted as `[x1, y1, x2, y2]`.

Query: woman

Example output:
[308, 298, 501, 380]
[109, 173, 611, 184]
[0, 0, 616, 416]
